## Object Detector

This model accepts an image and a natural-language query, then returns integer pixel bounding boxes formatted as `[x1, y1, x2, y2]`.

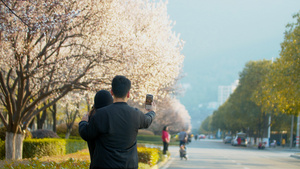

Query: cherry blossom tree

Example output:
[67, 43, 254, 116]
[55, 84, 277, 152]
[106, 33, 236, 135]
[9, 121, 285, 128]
[0, 0, 184, 160]
[0, 0, 114, 159]
[145, 96, 191, 135]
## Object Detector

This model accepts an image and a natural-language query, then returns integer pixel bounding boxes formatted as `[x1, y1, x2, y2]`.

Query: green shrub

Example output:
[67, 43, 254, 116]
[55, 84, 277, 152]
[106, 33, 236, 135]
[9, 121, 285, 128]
[0, 140, 5, 160]
[2, 158, 90, 169]
[23, 138, 66, 158]
[137, 135, 163, 145]
[31, 129, 60, 139]
[57, 133, 82, 140]
[23, 138, 87, 158]
[138, 129, 154, 135]
[65, 139, 87, 154]
[137, 135, 161, 142]
[2, 160, 151, 169]
[0, 127, 6, 141]
[56, 123, 80, 137]
[137, 146, 160, 166]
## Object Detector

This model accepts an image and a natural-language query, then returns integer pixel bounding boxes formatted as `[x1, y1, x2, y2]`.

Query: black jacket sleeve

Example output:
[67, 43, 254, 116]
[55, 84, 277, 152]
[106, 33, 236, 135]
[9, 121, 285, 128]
[78, 109, 109, 141]
[139, 110, 156, 129]
[78, 121, 89, 141]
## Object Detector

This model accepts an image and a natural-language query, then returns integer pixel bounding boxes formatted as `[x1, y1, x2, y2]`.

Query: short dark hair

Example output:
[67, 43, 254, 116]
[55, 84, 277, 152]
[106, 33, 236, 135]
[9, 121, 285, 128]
[112, 75, 131, 98]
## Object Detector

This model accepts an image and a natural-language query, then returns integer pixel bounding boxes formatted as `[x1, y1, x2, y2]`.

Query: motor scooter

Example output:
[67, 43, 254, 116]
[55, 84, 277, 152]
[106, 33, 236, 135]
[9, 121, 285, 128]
[270, 140, 276, 148]
[258, 142, 266, 149]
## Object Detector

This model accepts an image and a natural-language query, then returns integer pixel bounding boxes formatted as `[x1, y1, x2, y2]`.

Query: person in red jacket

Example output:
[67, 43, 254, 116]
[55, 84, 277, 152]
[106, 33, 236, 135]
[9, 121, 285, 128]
[237, 137, 241, 145]
[162, 126, 170, 155]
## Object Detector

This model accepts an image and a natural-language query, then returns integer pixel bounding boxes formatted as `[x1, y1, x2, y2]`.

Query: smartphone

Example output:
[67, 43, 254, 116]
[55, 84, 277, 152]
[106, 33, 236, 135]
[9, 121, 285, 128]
[145, 94, 153, 109]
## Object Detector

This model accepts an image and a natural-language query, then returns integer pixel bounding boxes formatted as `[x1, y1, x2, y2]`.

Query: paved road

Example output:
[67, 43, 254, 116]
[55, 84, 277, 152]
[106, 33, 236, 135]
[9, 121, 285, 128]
[160, 139, 300, 169]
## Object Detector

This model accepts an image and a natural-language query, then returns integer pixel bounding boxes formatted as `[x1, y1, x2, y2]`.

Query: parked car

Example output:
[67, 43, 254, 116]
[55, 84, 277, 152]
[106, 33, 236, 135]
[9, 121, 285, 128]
[198, 134, 206, 139]
[231, 133, 247, 146]
[223, 136, 232, 144]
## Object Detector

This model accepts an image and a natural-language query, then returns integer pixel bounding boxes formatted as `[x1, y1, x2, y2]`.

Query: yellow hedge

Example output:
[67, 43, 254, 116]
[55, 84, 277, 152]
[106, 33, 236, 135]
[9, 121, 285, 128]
[137, 146, 160, 166]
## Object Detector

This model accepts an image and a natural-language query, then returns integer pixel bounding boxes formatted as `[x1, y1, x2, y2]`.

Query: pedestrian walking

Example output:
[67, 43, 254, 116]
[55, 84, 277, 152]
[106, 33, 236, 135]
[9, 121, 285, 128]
[194, 134, 198, 141]
[79, 75, 156, 169]
[178, 129, 188, 146]
[282, 138, 286, 147]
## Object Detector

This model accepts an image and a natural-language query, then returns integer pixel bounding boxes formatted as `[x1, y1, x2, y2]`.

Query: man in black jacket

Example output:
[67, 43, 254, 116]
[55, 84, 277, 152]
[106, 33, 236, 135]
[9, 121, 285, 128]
[79, 75, 156, 169]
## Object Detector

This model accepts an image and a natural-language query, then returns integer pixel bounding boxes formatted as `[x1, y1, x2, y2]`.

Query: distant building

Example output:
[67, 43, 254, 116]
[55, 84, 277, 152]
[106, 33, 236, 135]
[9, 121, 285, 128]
[207, 102, 218, 110]
[218, 80, 239, 106]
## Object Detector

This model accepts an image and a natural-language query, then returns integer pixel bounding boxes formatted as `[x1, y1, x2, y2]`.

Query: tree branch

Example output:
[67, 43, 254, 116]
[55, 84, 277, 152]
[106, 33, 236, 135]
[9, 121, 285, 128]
[0, 111, 8, 128]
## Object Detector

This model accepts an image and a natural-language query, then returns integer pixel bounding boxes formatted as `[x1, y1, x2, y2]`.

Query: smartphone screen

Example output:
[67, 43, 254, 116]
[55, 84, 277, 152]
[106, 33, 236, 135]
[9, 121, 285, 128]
[145, 94, 153, 109]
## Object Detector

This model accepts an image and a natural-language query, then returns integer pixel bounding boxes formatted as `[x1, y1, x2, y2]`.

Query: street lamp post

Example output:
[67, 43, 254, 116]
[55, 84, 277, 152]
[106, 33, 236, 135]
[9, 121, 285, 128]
[290, 115, 294, 149]
[296, 113, 300, 148]
[268, 115, 271, 147]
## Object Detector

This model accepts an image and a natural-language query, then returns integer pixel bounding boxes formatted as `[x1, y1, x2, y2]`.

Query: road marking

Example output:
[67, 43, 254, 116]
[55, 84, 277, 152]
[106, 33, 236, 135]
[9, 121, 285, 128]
[160, 157, 175, 169]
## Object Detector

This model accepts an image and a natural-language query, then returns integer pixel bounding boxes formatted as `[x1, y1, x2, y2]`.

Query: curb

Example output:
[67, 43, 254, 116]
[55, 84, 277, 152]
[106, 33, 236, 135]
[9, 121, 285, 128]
[290, 154, 300, 159]
[150, 156, 170, 169]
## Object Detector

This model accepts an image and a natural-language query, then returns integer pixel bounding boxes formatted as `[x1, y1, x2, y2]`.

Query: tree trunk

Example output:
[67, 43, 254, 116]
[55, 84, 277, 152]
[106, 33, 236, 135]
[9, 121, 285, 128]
[65, 103, 79, 139]
[5, 132, 25, 160]
[52, 103, 57, 133]
[262, 113, 268, 138]
[86, 93, 91, 113]
[37, 104, 48, 129]
[65, 127, 72, 139]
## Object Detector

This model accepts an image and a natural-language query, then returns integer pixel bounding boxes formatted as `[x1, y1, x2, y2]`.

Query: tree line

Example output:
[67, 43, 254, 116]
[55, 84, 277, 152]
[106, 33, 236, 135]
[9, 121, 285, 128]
[199, 12, 300, 140]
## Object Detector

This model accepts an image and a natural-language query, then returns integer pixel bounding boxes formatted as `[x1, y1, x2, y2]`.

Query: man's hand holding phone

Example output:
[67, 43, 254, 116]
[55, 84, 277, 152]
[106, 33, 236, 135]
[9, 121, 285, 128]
[145, 94, 156, 112]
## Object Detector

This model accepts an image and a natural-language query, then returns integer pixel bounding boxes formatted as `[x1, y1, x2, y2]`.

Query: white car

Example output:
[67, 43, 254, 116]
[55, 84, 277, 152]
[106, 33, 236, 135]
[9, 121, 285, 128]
[231, 133, 247, 146]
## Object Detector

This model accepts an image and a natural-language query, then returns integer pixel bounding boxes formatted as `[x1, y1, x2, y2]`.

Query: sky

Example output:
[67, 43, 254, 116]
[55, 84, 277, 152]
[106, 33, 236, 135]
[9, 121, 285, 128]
[166, 0, 300, 116]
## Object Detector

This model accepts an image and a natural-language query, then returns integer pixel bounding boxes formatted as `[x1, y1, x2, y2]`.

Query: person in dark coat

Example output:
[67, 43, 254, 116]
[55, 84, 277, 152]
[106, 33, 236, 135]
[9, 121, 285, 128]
[85, 90, 113, 162]
[79, 75, 156, 169]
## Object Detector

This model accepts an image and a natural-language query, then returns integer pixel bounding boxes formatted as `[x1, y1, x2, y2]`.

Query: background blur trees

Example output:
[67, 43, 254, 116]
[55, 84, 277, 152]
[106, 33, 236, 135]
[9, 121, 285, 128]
[253, 13, 300, 116]
[0, 0, 185, 159]
[209, 60, 271, 138]
[199, 12, 300, 141]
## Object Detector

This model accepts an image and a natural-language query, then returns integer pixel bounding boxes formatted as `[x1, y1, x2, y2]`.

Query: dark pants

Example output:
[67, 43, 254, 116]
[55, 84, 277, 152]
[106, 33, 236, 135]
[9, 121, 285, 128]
[179, 140, 186, 146]
[163, 142, 169, 154]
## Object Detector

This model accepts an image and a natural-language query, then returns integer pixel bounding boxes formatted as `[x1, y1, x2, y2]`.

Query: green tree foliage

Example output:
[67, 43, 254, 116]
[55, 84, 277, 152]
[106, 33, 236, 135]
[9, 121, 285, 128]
[253, 13, 300, 116]
[210, 60, 271, 137]
[199, 115, 212, 134]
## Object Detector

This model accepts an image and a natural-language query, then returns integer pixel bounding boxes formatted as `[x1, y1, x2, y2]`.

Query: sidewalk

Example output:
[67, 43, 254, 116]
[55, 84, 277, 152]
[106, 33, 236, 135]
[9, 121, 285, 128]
[248, 144, 300, 159]
[290, 154, 300, 159]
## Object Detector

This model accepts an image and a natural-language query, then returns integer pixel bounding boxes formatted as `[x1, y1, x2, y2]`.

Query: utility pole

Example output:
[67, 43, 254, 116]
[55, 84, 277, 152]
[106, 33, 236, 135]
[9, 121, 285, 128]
[290, 115, 294, 149]
[296, 113, 300, 148]
[268, 115, 271, 147]
[267, 58, 273, 147]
